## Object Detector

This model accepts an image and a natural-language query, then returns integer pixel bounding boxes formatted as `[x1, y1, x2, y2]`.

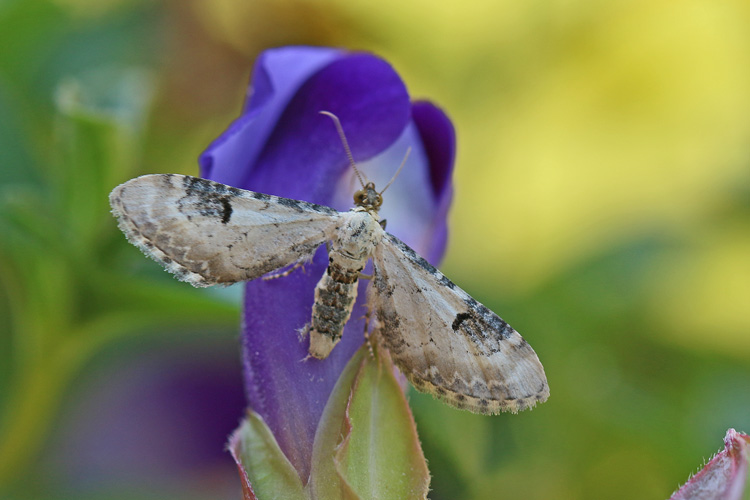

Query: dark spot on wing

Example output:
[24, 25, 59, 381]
[312, 203, 338, 215]
[220, 197, 233, 224]
[452, 312, 471, 331]
[410, 250, 437, 276]
[384, 235, 454, 288]
[176, 176, 239, 224]
[161, 174, 175, 187]
[182, 175, 213, 194]
[373, 272, 395, 298]
[179, 175, 242, 199]
[438, 274, 456, 290]
[512, 338, 530, 351]
[431, 372, 446, 386]
[274, 196, 339, 215]
[277, 197, 304, 212]
[404, 245, 437, 274]
[252, 191, 271, 201]
[459, 297, 512, 340]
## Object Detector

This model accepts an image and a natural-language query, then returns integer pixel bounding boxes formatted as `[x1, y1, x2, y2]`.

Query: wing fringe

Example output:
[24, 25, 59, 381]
[405, 366, 549, 414]
[110, 188, 214, 287]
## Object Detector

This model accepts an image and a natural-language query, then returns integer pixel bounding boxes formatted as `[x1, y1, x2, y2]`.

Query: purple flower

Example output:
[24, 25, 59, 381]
[200, 46, 455, 482]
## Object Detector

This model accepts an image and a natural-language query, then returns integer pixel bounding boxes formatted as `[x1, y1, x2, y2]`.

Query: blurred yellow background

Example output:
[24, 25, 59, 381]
[192, 0, 750, 352]
[1, 0, 749, 499]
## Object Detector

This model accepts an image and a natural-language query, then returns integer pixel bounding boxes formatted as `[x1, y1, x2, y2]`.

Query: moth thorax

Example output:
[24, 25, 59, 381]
[334, 212, 380, 262]
[353, 182, 382, 212]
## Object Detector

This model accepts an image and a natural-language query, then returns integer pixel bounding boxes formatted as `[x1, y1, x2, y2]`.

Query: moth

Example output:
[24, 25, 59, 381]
[109, 114, 549, 414]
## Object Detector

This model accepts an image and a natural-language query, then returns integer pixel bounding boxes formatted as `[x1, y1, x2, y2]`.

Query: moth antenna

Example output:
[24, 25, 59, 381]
[380, 147, 411, 195]
[320, 111, 366, 189]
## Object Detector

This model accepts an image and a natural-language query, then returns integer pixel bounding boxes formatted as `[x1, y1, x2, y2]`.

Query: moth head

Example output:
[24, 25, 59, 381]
[354, 182, 383, 211]
[318, 110, 407, 214]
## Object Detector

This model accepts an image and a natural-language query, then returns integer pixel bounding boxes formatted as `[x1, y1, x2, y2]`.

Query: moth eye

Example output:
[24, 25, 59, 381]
[375, 194, 383, 206]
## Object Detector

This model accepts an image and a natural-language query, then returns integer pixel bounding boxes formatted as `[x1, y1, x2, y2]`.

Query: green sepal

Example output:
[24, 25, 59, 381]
[310, 342, 430, 500]
[229, 410, 307, 500]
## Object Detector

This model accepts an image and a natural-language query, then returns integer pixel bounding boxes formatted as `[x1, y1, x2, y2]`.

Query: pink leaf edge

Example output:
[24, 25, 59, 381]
[227, 426, 259, 500]
[670, 428, 750, 500]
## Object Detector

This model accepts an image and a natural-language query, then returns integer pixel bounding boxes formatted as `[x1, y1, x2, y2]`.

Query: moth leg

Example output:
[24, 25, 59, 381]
[358, 261, 373, 280]
[362, 307, 372, 340]
[262, 260, 306, 281]
[297, 324, 314, 362]
[362, 306, 376, 358]
[296, 322, 310, 341]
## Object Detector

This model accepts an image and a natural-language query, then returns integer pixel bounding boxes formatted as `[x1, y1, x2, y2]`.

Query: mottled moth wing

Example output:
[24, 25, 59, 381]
[110, 174, 341, 287]
[370, 233, 549, 414]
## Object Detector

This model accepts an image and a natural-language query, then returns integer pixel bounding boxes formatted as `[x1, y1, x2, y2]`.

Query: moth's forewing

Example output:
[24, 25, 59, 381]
[110, 174, 340, 286]
[370, 233, 549, 414]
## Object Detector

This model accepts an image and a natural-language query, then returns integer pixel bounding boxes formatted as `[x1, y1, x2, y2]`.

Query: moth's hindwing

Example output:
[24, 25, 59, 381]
[109, 174, 341, 287]
[370, 233, 549, 414]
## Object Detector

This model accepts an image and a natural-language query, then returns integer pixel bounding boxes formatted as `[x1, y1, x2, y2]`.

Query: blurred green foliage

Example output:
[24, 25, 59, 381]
[1, 1, 749, 499]
[0, 2, 239, 498]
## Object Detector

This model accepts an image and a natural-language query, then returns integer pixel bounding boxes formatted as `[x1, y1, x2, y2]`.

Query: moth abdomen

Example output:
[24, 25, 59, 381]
[309, 272, 360, 359]
[308, 211, 382, 359]
[327, 262, 360, 284]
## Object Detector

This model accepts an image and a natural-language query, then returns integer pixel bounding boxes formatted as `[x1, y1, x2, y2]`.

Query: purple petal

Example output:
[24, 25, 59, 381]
[213, 49, 410, 481]
[411, 101, 455, 264]
[242, 252, 371, 482]
[200, 46, 456, 482]
[412, 100, 456, 204]
[200, 47, 344, 186]
[670, 428, 750, 500]
[237, 52, 411, 204]
[345, 115, 453, 264]
[242, 117, 453, 479]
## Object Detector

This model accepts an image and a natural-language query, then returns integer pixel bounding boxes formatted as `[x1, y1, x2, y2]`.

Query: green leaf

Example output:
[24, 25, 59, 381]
[309, 345, 368, 500]
[230, 411, 307, 500]
[310, 343, 430, 500]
